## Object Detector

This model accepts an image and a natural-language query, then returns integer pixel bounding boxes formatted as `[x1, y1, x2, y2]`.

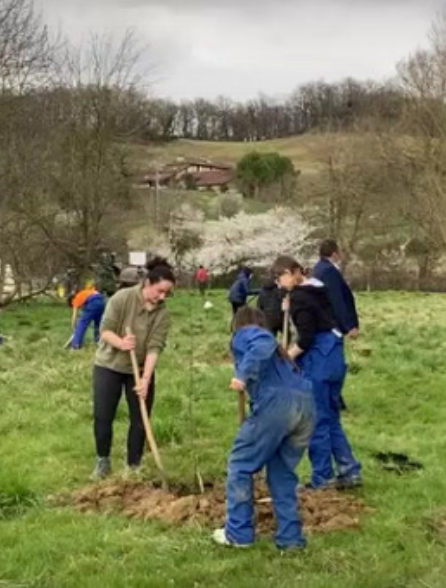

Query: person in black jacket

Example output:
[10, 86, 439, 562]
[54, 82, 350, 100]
[256, 279, 286, 337]
[271, 255, 362, 490]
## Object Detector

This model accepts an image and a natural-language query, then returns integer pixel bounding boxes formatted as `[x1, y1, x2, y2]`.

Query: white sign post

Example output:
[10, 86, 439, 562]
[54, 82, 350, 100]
[129, 251, 147, 267]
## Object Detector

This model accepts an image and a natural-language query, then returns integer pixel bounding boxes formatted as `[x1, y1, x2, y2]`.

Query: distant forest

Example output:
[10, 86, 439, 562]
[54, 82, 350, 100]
[129, 79, 403, 142]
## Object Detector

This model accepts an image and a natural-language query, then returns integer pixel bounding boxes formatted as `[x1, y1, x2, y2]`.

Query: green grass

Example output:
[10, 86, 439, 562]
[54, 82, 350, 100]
[1, 291, 446, 587]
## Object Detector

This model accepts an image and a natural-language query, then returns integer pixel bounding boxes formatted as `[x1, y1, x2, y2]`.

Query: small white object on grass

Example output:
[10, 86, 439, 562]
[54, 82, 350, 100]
[203, 301, 213, 310]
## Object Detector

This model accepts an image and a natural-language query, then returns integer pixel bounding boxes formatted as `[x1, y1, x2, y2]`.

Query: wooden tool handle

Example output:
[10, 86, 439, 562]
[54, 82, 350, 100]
[282, 293, 290, 349]
[125, 327, 167, 488]
[238, 391, 246, 425]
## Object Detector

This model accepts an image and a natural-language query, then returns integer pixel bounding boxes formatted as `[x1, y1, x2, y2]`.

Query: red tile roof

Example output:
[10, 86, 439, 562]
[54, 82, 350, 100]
[192, 169, 234, 187]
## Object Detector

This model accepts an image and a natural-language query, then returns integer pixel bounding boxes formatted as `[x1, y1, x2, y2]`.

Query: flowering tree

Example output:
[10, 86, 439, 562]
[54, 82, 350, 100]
[181, 208, 313, 275]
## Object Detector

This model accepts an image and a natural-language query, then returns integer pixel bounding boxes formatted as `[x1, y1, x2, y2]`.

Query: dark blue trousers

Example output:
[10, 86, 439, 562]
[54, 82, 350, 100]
[298, 332, 361, 487]
[72, 298, 105, 349]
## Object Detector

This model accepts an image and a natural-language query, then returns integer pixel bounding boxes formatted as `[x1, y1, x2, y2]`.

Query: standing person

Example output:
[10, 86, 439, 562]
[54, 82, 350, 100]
[70, 282, 106, 349]
[312, 240, 359, 339]
[313, 239, 359, 411]
[195, 265, 210, 297]
[118, 266, 144, 290]
[256, 278, 286, 337]
[213, 307, 314, 549]
[91, 257, 175, 479]
[64, 268, 80, 307]
[95, 252, 120, 298]
[272, 256, 362, 490]
[228, 266, 255, 316]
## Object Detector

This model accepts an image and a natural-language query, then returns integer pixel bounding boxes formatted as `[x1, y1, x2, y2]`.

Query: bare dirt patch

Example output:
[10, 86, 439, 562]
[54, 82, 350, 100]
[50, 480, 373, 534]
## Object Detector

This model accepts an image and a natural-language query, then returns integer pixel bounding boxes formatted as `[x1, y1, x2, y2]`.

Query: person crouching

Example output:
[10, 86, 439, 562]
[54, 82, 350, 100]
[213, 307, 315, 550]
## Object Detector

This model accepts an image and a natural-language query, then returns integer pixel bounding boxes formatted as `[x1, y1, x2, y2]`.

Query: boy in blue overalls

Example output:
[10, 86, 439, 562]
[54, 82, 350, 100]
[213, 307, 315, 549]
[70, 282, 106, 349]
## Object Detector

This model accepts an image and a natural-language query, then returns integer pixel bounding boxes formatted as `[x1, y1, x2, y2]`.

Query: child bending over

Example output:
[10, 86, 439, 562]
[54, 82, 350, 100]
[70, 282, 106, 349]
[213, 307, 315, 550]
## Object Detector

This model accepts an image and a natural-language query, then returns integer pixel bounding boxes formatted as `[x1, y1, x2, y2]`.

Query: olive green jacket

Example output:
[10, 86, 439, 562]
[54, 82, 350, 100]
[95, 285, 170, 374]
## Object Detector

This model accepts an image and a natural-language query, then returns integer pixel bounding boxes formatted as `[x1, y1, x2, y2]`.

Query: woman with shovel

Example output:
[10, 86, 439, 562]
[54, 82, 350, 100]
[91, 257, 175, 480]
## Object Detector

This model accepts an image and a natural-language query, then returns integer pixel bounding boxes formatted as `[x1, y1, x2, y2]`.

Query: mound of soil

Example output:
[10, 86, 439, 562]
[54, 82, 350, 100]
[51, 480, 373, 534]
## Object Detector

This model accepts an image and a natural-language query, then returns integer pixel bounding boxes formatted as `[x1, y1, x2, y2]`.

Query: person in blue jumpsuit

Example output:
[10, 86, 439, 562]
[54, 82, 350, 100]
[272, 255, 362, 490]
[70, 283, 106, 349]
[313, 239, 360, 411]
[228, 266, 256, 315]
[313, 239, 359, 337]
[213, 306, 315, 549]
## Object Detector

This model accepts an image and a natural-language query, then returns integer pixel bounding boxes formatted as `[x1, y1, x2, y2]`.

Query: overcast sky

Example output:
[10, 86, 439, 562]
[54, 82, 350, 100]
[36, 0, 444, 101]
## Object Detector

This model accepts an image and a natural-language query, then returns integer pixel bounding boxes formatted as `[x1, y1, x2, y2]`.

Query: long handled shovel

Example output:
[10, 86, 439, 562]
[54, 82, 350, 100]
[126, 327, 168, 490]
[282, 293, 290, 349]
[63, 334, 73, 349]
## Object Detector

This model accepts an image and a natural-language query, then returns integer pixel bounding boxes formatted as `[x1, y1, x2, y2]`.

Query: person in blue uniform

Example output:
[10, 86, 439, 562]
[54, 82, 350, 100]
[228, 267, 256, 315]
[272, 255, 362, 490]
[213, 306, 315, 549]
[70, 282, 106, 349]
[312, 240, 359, 339]
[313, 240, 360, 411]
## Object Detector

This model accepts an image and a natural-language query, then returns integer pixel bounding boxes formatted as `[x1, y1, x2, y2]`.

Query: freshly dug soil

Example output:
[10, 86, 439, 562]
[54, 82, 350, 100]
[51, 480, 373, 534]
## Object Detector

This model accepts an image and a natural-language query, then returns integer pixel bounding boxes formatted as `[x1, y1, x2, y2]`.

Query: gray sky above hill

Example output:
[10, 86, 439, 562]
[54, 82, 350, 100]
[37, 0, 444, 100]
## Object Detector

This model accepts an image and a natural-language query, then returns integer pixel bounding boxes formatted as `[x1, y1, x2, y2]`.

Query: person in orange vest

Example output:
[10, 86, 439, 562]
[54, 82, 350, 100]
[195, 265, 210, 296]
[70, 282, 106, 349]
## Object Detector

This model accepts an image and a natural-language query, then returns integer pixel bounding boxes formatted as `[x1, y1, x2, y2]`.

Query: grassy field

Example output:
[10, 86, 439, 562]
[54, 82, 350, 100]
[1, 291, 446, 587]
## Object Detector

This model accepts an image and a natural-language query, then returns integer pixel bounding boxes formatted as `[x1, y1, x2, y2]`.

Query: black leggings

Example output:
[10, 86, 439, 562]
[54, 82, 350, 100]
[93, 365, 155, 466]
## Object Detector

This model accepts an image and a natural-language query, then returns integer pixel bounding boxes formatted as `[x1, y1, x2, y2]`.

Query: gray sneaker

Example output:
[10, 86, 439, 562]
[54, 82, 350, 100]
[90, 457, 111, 481]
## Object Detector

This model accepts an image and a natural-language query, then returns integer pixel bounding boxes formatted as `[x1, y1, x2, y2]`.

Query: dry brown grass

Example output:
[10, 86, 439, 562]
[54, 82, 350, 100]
[126, 133, 356, 176]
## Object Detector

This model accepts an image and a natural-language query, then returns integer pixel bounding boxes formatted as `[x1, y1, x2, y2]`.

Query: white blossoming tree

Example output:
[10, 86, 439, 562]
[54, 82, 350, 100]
[180, 208, 314, 275]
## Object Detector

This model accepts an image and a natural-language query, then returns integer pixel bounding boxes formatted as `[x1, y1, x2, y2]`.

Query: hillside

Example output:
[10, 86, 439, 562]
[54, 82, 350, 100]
[126, 133, 352, 176]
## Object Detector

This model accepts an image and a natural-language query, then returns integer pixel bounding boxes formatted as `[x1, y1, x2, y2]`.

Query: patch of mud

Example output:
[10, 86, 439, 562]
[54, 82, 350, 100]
[50, 480, 373, 534]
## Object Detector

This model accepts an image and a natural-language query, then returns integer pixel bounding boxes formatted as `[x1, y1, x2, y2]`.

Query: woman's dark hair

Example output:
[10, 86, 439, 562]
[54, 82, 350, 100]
[145, 256, 176, 285]
[271, 256, 304, 279]
[233, 306, 267, 332]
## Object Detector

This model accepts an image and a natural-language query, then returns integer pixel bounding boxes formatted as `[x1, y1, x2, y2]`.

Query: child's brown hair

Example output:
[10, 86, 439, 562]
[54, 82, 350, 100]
[232, 306, 267, 332]
[270, 255, 304, 279]
[232, 306, 291, 362]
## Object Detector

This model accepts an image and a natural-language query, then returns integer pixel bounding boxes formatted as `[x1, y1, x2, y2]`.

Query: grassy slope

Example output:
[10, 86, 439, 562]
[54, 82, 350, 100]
[125, 133, 339, 242]
[1, 291, 446, 587]
[126, 134, 349, 176]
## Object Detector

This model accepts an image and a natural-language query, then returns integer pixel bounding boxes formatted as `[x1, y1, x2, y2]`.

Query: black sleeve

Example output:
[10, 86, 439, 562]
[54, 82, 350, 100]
[291, 292, 316, 350]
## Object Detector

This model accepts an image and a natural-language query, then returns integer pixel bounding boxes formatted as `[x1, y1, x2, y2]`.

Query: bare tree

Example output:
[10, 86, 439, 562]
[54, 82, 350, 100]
[383, 10, 446, 252]
[0, 0, 55, 93]
[311, 133, 399, 270]
[0, 25, 151, 301]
